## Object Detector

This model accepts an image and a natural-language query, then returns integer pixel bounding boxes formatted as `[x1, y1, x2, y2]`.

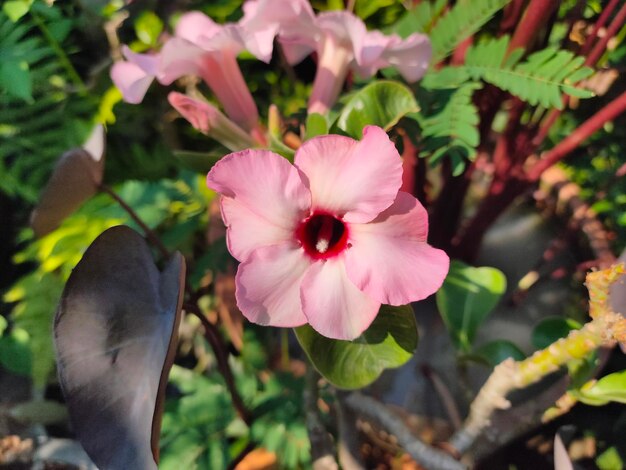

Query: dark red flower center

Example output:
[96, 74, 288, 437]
[296, 212, 349, 259]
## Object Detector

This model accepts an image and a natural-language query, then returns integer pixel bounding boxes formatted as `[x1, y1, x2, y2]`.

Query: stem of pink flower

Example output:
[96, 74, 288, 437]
[308, 36, 352, 115]
[200, 50, 260, 133]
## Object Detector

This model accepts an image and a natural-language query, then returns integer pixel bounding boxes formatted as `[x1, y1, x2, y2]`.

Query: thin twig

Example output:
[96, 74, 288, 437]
[585, 2, 626, 68]
[98, 183, 171, 260]
[184, 302, 253, 426]
[421, 365, 463, 430]
[226, 442, 256, 470]
[305, 368, 339, 470]
[343, 393, 466, 470]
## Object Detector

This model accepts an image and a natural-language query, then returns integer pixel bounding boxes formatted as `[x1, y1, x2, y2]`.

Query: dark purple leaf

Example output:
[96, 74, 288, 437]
[31, 124, 105, 237]
[54, 226, 184, 470]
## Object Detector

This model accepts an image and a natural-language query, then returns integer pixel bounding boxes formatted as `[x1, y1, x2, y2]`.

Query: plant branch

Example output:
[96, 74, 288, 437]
[305, 368, 339, 470]
[580, 0, 621, 56]
[507, 0, 559, 54]
[184, 302, 253, 426]
[527, 89, 626, 181]
[98, 183, 171, 260]
[585, 2, 626, 68]
[343, 393, 466, 470]
[449, 265, 626, 455]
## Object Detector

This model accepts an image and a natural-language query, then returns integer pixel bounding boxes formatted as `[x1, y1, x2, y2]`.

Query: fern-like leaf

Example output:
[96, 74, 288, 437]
[412, 83, 482, 175]
[388, 0, 447, 37]
[429, 0, 512, 62]
[422, 36, 594, 109]
[0, 9, 95, 201]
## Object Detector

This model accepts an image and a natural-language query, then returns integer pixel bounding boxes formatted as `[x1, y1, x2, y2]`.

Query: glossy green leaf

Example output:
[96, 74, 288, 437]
[574, 370, 626, 406]
[436, 260, 506, 352]
[304, 113, 328, 140]
[295, 305, 418, 389]
[335, 80, 419, 138]
[470, 340, 525, 367]
[531, 317, 581, 350]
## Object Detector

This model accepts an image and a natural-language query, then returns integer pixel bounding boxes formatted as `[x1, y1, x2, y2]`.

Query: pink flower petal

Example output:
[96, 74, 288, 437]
[244, 0, 318, 64]
[316, 11, 367, 48]
[236, 243, 310, 327]
[158, 37, 205, 84]
[381, 33, 432, 83]
[240, 22, 279, 63]
[121, 45, 159, 75]
[175, 11, 222, 45]
[344, 191, 449, 305]
[168, 92, 220, 134]
[294, 126, 402, 223]
[220, 197, 295, 261]
[300, 258, 380, 340]
[167, 92, 255, 150]
[207, 150, 311, 261]
[110, 61, 154, 104]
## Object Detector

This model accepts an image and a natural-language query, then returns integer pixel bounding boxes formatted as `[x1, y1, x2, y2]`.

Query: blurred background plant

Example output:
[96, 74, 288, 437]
[1, 0, 626, 469]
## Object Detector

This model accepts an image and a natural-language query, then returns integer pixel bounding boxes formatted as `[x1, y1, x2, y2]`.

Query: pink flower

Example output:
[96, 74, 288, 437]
[245, 0, 431, 114]
[111, 11, 275, 136]
[168, 92, 256, 151]
[206, 126, 449, 340]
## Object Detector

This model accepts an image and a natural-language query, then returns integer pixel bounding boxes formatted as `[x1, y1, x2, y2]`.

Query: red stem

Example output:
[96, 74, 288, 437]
[580, 0, 621, 56]
[507, 0, 559, 53]
[535, 2, 626, 147]
[586, 2, 626, 68]
[527, 89, 626, 181]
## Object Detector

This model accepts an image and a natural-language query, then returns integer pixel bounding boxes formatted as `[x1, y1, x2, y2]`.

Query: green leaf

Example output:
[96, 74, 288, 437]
[575, 370, 626, 406]
[304, 113, 328, 140]
[0, 316, 6, 336]
[354, 0, 396, 20]
[436, 260, 506, 352]
[0, 60, 33, 102]
[429, 0, 511, 62]
[433, 36, 595, 108]
[335, 80, 419, 138]
[295, 305, 418, 389]
[596, 447, 623, 470]
[135, 11, 163, 47]
[389, 0, 447, 37]
[470, 340, 525, 367]
[2, 0, 33, 22]
[531, 317, 581, 350]
[0, 328, 32, 376]
[414, 83, 482, 174]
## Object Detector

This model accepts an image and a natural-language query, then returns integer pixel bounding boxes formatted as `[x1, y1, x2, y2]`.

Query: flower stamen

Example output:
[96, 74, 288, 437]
[296, 212, 348, 259]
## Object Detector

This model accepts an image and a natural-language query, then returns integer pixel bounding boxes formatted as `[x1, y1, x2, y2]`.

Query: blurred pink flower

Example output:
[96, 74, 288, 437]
[206, 126, 449, 340]
[246, 0, 431, 114]
[168, 92, 256, 151]
[111, 10, 277, 135]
